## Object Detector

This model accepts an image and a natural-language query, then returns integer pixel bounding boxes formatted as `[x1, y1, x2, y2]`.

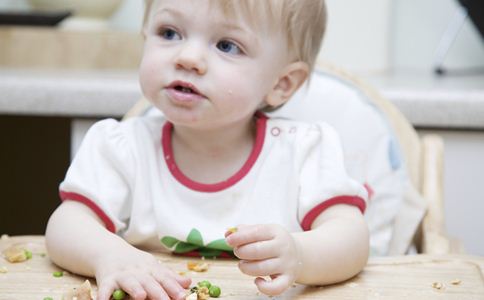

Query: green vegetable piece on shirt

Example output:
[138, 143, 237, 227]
[24, 250, 32, 260]
[209, 285, 221, 297]
[43, 297, 53, 300]
[112, 289, 126, 300]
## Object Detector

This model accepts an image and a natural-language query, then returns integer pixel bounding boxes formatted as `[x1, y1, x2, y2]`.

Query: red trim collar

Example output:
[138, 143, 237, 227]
[162, 112, 268, 192]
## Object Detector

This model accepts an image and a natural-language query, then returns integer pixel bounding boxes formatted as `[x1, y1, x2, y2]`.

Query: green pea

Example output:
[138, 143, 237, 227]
[52, 271, 63, 277]
[209, 285, 221, 297]
[43, 297, 53, 300]
[112, 289, 126, 300]
[197, 280, 211, 289]
[24, 250, 32, 260]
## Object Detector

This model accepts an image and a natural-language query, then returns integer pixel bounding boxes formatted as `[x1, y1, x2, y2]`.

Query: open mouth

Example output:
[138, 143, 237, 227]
[166, 80, 205, 104]
[168, 81, 202, 96]
[174, 86, 196, 94]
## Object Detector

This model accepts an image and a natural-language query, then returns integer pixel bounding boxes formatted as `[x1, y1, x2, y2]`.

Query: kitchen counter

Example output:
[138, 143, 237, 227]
[367, 71, 484, 130]
[1, 69, 483, 129]
[0, 69, 140, 118]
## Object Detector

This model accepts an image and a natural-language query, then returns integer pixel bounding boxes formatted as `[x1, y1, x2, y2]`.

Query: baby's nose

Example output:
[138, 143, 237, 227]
[174, 42, 207, 75]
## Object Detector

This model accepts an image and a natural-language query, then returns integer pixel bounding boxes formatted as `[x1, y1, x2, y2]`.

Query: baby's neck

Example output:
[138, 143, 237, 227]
[170, 118, 256, 184]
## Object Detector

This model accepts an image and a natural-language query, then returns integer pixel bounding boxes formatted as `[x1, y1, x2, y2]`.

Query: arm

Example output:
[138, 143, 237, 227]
[45, 201, 191, 300]
[225, 204, 369, 295]
[293, 204, 369, 285]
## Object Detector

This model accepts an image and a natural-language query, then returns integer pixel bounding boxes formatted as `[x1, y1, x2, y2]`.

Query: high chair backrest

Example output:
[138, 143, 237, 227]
[295, 64, 448, 255]
[123, 65, 449, 255]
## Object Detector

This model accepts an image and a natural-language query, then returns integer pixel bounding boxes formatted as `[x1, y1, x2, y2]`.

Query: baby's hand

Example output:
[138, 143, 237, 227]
[225, 224, 301, 296]
[94, 247, 191, 300]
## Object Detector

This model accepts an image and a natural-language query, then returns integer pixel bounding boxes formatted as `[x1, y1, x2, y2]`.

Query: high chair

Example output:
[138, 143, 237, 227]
[123, 64, 454, 256]
[313, 64, 453, 255]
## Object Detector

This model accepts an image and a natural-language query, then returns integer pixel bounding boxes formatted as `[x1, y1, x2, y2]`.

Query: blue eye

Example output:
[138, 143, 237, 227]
[216, 40, 242, 55]
[159, 28, 181, 40]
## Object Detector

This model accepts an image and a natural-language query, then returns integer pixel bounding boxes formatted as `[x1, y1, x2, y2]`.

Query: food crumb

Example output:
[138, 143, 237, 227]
[450, 279, 461, 285]
[62, 280, 93, 300]
[346, 282, 359, 288]
[227, 227, 238, 234]
[53, 271, 64, 277]
[186, 292, 197, 300]
[197, 286, 210, 300]
[187, 261, 209, 272]
[2, 246, 31, 263]
[432, 282, 444, 290]
[0, 266, 8, 273]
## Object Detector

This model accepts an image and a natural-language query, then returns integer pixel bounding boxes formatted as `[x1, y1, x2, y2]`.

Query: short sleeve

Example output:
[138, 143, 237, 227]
[297, 123, 368, 230]
[59, 119, 134, 233]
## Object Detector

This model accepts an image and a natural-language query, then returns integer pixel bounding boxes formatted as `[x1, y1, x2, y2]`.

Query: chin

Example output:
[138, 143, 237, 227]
[163, 108, 203, 126]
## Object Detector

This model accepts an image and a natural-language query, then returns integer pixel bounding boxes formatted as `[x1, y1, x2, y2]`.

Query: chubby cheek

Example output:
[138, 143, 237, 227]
[139, 52, 162, 102]
[217, 76, 268, 112]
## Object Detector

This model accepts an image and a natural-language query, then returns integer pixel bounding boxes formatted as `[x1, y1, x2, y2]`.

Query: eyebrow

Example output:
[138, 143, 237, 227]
[152, 7, 185, 20]
[216, 22, 248, 34]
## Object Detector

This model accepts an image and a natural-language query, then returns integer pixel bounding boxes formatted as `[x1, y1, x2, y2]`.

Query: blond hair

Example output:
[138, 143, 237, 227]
[143, 0, 327, 71]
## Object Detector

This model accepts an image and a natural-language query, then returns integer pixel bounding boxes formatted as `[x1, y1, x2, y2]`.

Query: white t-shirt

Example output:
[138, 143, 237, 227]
[59, 113, 367, 257]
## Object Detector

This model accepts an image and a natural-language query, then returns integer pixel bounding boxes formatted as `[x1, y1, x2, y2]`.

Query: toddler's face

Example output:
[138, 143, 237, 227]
[139, 0, 290, 130]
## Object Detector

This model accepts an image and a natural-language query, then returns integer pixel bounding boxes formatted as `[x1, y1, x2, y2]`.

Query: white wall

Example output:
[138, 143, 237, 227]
[419, 130, 484, 255]
[318, 0, 392, 74]
[392, 0, 484, 71]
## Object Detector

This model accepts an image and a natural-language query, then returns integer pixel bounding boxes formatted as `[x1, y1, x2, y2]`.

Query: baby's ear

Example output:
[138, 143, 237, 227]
[265, 62, 309, 108]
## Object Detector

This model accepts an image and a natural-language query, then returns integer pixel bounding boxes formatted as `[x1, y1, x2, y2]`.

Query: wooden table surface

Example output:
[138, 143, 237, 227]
[1, 236, 484, 300]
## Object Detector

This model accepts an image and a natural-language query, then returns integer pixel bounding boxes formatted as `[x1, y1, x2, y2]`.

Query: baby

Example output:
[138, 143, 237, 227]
[46, 0, 369, 299]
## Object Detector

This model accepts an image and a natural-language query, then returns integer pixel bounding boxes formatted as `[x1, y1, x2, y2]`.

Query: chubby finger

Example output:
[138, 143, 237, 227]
[234, 240, 278, 260]
[238, 258, 283, 277]
[153, 274, 188, 300]
[96, 278, 116, 300]
[226, 224, 275, 247]
[117, 275, 147, 300]
[166, 269, 192, 289]
[254, 274, 292, 296]
[137, 274, 169, 300]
